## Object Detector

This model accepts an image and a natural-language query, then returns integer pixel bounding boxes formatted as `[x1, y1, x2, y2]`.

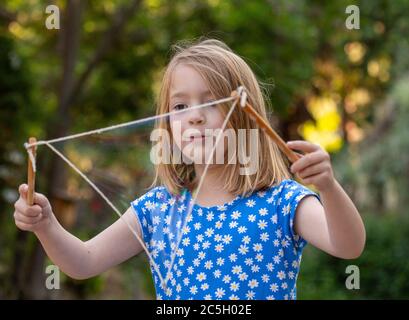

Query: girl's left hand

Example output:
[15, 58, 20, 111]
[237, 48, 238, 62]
[286, 140, 335, 192]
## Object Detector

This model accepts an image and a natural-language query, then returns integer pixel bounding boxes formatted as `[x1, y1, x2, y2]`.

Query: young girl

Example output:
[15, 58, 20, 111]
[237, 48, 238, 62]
[13, 39, 365, 300]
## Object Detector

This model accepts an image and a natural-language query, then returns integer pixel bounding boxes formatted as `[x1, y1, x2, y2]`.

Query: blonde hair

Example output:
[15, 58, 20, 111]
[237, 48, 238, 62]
[152, 38, 291, 196]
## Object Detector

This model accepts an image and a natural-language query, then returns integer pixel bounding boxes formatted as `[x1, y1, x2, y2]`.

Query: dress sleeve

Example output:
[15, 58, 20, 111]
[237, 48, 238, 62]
[277, 179, 322, 250]
[130, 189, 155, 248]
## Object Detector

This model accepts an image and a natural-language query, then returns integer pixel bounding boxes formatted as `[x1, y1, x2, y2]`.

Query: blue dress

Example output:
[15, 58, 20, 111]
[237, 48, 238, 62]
[131, 179, 320, 300]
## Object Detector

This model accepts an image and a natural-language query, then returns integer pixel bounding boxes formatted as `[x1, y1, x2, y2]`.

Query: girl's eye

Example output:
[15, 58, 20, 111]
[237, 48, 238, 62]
[173, 103, 189, 110]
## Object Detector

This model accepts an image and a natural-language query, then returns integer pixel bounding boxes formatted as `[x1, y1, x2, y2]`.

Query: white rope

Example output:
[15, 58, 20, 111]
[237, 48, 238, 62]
[43, 141, 167, 287]
[24, 96, 236, 149]
[164, 96, 240, 285]
[27, 149, 37, 173]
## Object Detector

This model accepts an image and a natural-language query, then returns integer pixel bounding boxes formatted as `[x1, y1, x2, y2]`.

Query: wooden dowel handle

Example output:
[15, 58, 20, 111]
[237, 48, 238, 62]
[27, 137, 37, 205]
[241, 102, 302, 163]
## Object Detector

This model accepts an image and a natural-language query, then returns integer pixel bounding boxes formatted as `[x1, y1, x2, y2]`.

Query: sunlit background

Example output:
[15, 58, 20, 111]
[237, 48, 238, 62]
[1, 0, 409, 299]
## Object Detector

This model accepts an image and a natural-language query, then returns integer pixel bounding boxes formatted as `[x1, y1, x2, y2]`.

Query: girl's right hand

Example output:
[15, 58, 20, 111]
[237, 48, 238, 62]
[14, 184, 54, 233]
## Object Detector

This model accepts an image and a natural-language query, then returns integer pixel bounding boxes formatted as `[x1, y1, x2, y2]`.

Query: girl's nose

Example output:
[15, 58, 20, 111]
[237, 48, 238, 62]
[188, 109, 205, 125]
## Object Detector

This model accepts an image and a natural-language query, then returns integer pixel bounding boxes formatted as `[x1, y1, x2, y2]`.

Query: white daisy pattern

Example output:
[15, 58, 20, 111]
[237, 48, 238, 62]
[131, 179, 320, 300]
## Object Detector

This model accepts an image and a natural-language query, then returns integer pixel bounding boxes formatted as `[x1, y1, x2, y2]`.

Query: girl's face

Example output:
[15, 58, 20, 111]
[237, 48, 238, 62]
[169, 64, 226, 164]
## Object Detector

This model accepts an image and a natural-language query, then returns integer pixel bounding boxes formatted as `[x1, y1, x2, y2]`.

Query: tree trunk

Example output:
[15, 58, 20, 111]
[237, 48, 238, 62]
[21, 0, 144, 299]
[24, 0, 83, 299]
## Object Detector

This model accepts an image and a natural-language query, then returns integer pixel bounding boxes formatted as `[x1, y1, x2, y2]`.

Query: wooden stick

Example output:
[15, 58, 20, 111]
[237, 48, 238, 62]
[27, 137, 37, 205]
[232, 90, 302, 163]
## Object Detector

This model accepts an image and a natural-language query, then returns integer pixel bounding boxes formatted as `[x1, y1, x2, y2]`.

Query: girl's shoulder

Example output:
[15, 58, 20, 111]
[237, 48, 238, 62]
[272, 178, 316, 195]
[131, 185, 191, 210]
[248, 179, 319, 206]
[131, 185, 171, 207]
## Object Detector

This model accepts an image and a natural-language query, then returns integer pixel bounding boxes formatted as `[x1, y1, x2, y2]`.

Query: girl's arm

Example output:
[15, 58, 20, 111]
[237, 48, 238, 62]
[14, 184, 144, 279]
[287, 141, 366, 259]
[36, 207, 143, 279]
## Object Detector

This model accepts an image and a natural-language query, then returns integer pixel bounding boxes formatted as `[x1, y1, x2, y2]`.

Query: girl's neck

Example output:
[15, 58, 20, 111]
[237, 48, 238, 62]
[191, 164, 236, 207]
[193, 164, 224, 191]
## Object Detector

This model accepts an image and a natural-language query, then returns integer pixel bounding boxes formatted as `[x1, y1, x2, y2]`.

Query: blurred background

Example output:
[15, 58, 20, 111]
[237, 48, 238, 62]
[1, 0, 409, 299]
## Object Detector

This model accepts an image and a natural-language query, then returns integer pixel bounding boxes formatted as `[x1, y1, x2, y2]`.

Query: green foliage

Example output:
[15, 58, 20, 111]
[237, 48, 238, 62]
[361, 76, 409, 208]
[0, 33, 36, 298]
[332, 74, 409, 212]
[299, 213, 409, 299]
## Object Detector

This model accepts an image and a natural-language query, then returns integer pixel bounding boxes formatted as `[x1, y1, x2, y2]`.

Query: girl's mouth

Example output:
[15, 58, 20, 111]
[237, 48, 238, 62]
[189, 134, 207, 142]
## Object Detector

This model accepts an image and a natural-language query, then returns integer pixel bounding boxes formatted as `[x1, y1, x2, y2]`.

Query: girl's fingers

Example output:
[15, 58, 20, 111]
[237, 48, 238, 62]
[290, 151, 327, 173]
[14, 184, 50, 232]
[33, 192, 50, 210]
[18, 184, 28, 200]
[18, 185, 49, 209]
[15, 220, 37, 231]
[14, 199, 42, 217]
[287, 141, 320, 153]
[298, 162, 325, 179]
[25, 205, 43, 217]
[301, 171, 327, 185]
[14, 198, 29, 215]
[14, 211, 43, 225]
